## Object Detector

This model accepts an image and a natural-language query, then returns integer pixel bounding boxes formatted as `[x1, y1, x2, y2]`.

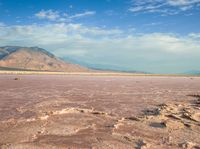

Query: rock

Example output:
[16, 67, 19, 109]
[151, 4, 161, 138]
[196, 99, 200, 105]
[143, 108, 160, 116]
[179, 141, 200, 149]
[125, 116, 140, 121]
[166, 114, 181, 120]
[136, 139, 149, 149]
[191, 113, 200, 122]
[182, 112, 198, 122]
[149, 121, 167, 128]
[158, 103, 168, 109]
[14, 77, 21, 80]
[165, 120, 184, 129]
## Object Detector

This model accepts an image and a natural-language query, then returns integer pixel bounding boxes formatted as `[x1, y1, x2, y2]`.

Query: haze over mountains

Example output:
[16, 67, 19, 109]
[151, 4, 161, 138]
[0, 46, 199, 75]
[0, 46, 88, 72]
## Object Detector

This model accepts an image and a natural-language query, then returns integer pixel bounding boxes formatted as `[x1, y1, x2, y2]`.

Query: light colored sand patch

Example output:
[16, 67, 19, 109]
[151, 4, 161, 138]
[39, 115, 49, 120]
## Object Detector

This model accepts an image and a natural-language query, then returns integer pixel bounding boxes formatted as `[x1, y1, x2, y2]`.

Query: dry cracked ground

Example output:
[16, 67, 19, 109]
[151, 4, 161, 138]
[0, 75, 200, 149]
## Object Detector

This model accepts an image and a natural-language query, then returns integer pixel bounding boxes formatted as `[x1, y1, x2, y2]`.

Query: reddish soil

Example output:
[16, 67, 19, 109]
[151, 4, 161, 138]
[0, 75, 200, 148]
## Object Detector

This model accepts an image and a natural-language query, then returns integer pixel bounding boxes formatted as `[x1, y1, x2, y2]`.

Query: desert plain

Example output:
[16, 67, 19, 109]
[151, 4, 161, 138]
[0, 74, 200, 149]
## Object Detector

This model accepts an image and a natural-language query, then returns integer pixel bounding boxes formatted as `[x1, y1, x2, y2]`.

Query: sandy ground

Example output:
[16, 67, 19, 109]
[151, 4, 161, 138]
[0, 75, 200, 149]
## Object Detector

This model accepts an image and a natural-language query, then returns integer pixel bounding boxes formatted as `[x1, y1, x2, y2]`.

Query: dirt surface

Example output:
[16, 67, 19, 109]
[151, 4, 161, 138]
[0, 75, 200, 149]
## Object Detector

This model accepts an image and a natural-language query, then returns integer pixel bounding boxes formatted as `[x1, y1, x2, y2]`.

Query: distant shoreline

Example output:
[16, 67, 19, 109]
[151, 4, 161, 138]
[0, 70, 199, 77]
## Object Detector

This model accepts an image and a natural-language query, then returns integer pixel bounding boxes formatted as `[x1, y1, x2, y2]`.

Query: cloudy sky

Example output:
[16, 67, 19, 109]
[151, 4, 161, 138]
[0, 0, 200, 73]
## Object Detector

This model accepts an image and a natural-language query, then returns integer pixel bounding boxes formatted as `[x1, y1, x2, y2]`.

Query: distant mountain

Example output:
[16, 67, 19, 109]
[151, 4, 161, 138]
[0, 46, 88, 72]
[63, 56, 148, 74]
[184, 70, 200, 75]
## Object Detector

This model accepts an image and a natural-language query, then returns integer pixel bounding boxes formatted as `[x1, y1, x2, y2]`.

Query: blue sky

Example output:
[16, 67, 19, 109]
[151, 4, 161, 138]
[0, 0, 200, 73]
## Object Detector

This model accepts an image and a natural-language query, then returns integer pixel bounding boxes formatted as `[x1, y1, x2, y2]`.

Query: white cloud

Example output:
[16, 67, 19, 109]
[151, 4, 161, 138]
[69, 11, 96, 19]
[144, 22, 162, 26]
[167, 0, 200, 6]
[189, 33, 200, 38]
[0, 22, 5, 26]
[129, 0, 200, 15]
[35, 10, 96, 22]
[0, 23, 199, 73]
[35, 10, 60, 21]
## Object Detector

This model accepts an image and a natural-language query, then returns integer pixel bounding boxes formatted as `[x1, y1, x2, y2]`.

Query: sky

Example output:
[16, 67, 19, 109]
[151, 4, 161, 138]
[0, 0, 200, 73]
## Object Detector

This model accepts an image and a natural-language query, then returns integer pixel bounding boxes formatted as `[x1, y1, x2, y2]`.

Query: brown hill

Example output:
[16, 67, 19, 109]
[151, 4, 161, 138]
[0, 46, 88, 72]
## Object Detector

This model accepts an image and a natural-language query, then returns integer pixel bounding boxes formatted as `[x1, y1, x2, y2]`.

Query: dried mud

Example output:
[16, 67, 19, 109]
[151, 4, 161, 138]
[0, 75, 200, 149]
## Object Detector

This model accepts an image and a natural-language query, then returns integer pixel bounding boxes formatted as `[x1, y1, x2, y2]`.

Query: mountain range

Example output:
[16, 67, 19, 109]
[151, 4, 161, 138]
[0, 46, 88, 72]
[1, 46, 199, 75]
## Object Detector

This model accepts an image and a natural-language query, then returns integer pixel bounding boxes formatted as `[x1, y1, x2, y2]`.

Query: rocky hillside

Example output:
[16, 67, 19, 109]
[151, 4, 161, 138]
[0, 46, 88, 72]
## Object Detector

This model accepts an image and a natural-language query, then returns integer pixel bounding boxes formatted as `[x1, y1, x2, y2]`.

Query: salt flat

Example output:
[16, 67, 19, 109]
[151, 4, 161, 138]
[0, 75, 200, 148]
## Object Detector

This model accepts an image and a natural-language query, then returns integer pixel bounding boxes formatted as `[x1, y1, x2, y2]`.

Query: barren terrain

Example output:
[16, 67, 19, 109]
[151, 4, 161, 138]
[0, 74, 200, 149]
